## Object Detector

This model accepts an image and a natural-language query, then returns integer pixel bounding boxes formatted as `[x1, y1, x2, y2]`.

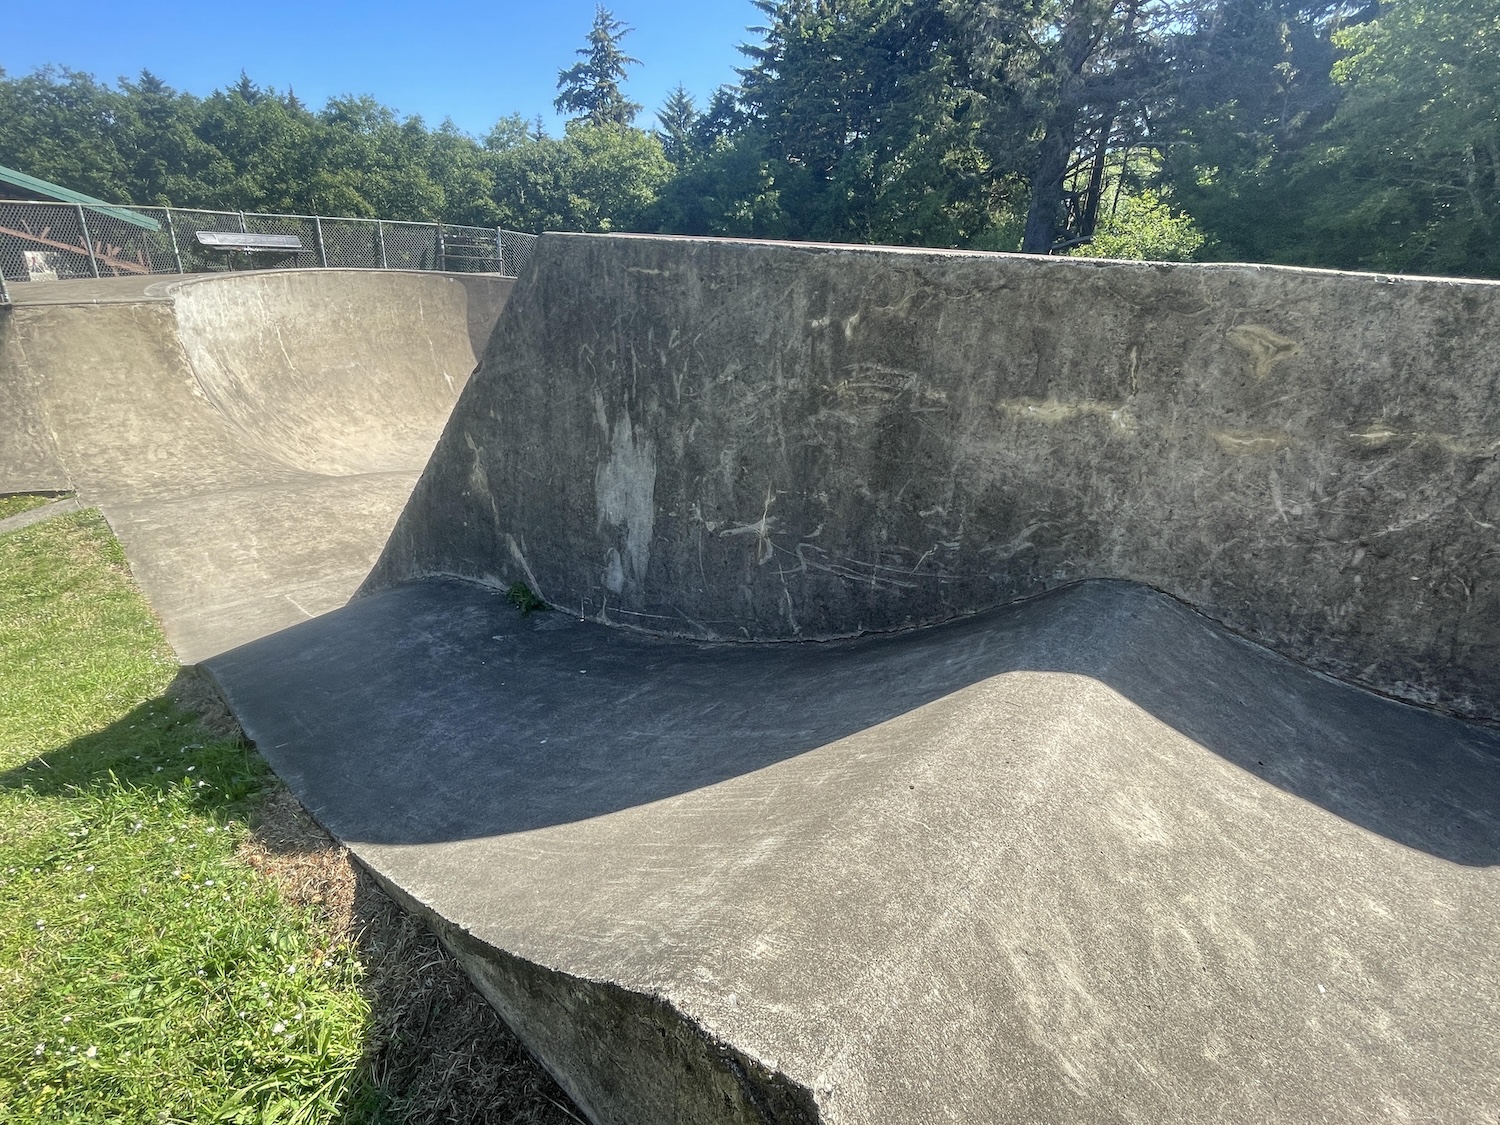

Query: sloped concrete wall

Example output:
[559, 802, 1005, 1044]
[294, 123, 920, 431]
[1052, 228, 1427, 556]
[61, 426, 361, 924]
[173, 271, 485, 475]
[0, 269, 513, 661]
[0, 305, 70, 493]
[368, 234, 1500, 716]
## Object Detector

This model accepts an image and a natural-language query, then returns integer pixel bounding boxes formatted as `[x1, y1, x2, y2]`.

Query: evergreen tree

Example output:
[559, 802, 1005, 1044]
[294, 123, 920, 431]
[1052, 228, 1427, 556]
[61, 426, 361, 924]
[555, 6, 643, 127]
[655, 85, 700, 165]
[950, 0, 1174, 253]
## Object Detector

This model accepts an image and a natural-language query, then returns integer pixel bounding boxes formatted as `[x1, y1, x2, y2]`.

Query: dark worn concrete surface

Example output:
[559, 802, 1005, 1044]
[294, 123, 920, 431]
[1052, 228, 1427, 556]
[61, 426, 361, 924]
[207, 576, 1500, 1125]
[0, 270, 512, 660]
[369, 235, 1500, 717]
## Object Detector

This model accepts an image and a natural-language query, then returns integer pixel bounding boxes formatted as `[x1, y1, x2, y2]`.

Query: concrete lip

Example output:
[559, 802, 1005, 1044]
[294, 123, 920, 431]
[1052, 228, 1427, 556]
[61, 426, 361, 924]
[206, 576, 1500, 1124]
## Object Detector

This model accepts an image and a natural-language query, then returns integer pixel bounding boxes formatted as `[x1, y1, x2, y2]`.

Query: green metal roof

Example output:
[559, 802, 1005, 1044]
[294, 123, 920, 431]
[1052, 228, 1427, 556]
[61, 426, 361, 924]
[0, 165, 161, 231]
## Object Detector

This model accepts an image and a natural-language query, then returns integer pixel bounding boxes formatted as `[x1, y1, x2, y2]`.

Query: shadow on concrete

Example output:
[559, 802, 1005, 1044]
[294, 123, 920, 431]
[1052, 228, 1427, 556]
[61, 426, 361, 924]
[206, 578, 1500, 868]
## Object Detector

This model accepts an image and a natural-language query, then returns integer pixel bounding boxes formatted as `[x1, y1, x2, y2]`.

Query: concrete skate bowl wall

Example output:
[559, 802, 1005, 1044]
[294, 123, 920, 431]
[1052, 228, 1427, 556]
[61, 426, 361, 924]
[0, 268, 513, 662]
[368, 234, 1500, 718]
[173, 270, 513, 476]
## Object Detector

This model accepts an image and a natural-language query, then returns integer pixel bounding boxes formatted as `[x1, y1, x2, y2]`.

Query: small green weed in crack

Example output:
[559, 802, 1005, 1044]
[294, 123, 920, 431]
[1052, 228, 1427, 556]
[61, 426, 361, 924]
[506, 582, 548, 616]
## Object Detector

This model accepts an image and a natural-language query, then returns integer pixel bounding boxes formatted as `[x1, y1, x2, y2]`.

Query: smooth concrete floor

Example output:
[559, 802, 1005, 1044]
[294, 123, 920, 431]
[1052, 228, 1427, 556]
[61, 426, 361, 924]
[207, 576, 1500, 1124]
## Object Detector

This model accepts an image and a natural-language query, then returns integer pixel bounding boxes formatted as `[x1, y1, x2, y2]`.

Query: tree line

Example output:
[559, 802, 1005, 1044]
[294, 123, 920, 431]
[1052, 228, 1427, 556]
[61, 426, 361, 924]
[1, 0, 1494, 277]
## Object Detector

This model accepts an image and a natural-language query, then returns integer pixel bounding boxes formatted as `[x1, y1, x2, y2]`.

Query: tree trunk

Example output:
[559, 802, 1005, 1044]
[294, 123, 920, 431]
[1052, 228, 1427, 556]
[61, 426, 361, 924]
[1022, 120, 1074, 253]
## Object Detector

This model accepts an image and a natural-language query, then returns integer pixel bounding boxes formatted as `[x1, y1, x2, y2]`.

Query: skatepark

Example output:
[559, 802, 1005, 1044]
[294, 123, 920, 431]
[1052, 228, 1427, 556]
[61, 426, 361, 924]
[2, 236, 1498, 1122]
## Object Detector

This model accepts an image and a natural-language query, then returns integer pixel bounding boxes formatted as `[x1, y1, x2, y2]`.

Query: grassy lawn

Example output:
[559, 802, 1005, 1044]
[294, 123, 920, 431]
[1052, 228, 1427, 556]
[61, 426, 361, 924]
[0, 508, 579, 1124]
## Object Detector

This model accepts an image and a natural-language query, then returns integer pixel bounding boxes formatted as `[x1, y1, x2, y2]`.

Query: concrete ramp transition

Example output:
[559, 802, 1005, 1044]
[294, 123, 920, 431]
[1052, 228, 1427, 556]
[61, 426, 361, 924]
[253, 236, 1500, 1123]
[6, 238, 1499, 1122]
[0, 269, 512, 660]
[213, 576, 1499, 1125]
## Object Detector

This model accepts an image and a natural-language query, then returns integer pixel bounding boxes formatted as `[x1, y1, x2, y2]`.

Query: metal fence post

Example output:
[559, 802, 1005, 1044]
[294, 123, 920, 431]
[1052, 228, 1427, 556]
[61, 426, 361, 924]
[376, 221, 388, 269]
[237, 212, 248, 234]
[313, 216, 329, 268]
[163, 207, 185, 274]
[496, 227, 504, 274]
[76, 205, 101, 278]
[436, 223, 446, 272]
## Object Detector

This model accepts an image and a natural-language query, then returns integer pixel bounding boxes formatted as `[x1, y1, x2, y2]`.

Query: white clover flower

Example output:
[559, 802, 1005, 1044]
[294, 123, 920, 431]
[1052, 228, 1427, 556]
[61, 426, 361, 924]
[85, 1045, 97, 1058]
[272, 1021, 286, 1034]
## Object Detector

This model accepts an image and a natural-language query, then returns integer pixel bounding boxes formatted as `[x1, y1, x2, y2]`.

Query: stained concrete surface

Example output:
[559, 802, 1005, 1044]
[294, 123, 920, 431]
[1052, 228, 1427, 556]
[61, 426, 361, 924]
[207, 577, 1500, 1124]
[11, 241, 1500, 1124]
[370, 234, 1500, 717]
[0, 269, 513, 660]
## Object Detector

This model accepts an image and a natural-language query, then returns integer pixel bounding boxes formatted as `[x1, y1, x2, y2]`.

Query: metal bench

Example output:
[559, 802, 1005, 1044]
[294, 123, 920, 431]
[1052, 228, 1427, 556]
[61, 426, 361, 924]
[195, 230, 303, 266]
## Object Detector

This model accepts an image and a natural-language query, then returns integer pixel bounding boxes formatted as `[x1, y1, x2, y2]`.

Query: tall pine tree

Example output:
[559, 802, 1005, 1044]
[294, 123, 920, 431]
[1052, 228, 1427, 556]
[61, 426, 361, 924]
[555, 6, 643, 127]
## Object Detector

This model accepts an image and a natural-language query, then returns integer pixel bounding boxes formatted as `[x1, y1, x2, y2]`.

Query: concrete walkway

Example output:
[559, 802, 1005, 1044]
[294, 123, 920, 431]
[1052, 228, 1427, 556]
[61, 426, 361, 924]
[0, 495, 82, 534]
[207, 576, 1500, 1125]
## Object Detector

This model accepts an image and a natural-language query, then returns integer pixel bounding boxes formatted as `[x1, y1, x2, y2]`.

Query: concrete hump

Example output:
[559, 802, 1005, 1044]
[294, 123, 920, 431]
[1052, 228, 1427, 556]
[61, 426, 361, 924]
[365, 234, 1500, 717]
[207, 576, 1500, 1125]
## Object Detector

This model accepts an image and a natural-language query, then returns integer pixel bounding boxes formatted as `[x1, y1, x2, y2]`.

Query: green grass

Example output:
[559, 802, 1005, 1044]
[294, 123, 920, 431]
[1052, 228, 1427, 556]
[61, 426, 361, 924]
[0, 495, 60, 521]
[0, 512, 370, 1123]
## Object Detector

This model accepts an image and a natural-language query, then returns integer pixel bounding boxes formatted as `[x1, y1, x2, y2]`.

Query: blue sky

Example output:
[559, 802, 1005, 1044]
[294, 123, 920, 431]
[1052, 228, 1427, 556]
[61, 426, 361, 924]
[1, 1, 763, 138]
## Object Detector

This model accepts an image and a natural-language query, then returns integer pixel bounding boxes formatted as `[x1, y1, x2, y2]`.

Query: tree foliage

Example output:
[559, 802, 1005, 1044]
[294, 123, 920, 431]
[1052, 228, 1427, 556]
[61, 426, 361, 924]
[1304, 0, 1499, 274]
[0, 0, 1495, 277]
[555, 6, 643, 127]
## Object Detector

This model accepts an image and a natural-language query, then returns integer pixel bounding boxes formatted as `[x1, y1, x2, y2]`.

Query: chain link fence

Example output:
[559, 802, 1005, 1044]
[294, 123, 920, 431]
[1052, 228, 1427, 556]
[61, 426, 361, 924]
[0, 200, 538, 284]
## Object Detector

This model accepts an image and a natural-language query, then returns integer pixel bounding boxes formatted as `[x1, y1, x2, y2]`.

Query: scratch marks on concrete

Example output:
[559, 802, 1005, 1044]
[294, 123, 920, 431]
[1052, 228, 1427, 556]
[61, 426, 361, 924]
[1227, 324, 1301, 380]
[1347, 423, 1500, 458]
[720, 488, 779, 565]
[994, 398, 1138, 435]
[1214, 430, 1292, 455]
